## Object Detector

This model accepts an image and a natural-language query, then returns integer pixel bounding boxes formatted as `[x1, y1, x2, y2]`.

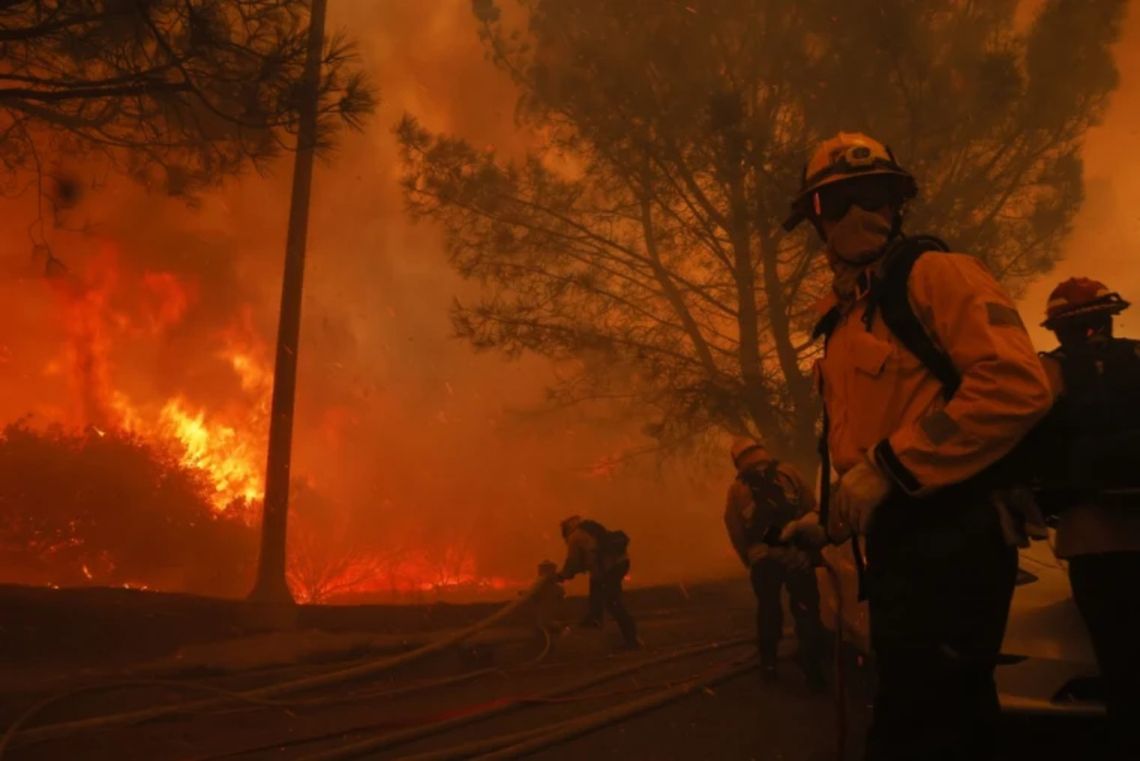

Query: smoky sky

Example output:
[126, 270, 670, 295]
[1, 0, 1138, 593]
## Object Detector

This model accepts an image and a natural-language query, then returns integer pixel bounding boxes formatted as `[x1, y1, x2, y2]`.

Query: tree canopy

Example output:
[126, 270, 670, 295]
[400, 0, 1124, 468]
[1, 0, 374, 201]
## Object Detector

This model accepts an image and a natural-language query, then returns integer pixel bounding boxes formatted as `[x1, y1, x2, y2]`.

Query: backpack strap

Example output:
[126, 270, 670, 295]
[864, 235, 960, 401]
[812, 305, 842, 343]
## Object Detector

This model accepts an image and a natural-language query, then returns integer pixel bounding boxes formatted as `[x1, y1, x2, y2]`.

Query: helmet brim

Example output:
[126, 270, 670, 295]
[1041, 297, 1130, 328]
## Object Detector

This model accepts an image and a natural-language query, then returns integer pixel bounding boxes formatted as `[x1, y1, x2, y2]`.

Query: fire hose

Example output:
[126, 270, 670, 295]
[485, 533, 850, 759]
[289, 637, 754, 761]
[404, 654, 759, 761]
[4, 573, 853, 760]
[0, 575, 557, 754]
[189, 638, 750, 761]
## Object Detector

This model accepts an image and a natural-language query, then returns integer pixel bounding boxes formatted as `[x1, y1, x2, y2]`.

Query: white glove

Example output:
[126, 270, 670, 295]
[779, 512, 829, 549]
[830, 455, 892, 538]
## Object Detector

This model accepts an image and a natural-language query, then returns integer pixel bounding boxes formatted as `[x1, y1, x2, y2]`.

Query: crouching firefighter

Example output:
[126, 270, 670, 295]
[555, 516, 640, 649]
[1037, 278, 1140, 760]
[781, 132, 1053, 760]
[725, 438, 828, 688]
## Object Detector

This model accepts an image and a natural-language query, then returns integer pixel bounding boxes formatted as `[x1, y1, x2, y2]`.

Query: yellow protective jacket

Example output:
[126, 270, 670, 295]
[818, 250, 1053, 494]
[724, 450, 817, 566]
[1039, 352, 1140, 557]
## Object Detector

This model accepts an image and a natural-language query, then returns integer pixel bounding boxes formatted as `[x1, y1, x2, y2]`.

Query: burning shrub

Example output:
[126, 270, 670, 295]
[0, 420, 255, 596]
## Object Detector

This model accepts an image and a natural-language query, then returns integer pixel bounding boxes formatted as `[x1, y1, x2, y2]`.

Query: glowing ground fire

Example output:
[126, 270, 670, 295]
[18, 241, 523, 600]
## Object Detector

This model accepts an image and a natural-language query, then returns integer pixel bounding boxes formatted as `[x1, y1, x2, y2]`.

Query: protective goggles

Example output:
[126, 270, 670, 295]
[811, 175, 897, 222]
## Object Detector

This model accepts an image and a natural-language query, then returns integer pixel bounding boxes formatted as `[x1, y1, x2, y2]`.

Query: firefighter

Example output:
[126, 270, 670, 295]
[781, 132, 1053, 760]
[1038, 277, 1140, 760]
[555, 515, 640, 649]
[724, 438, 827, 688]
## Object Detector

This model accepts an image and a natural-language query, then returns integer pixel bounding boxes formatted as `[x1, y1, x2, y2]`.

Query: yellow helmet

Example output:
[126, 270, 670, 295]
[782, 132, 916, 231]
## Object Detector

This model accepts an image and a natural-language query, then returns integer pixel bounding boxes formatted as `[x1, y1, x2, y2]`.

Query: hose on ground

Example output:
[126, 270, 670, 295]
[468, 655, 758, 761]
[401, 723, 555, 761]
[291, 637, 754, 761]
[214, 624, 552, 716]
[2, 575, 555, 751]
[0, 677, 292, 760]
[400, 653, 755, 761]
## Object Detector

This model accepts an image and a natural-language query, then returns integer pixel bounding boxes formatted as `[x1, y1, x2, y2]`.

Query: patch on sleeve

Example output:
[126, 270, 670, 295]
[985, 302, 1025, 329]
[919, 410, 960, 445]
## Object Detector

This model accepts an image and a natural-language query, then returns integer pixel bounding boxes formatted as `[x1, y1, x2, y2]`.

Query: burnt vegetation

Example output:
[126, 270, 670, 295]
[0, 421, 255, 594]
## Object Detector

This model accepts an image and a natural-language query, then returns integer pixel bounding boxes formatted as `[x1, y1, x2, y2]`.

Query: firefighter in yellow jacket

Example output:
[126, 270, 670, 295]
[782, 132, 1053, 760]
[724, 438, 827, 688]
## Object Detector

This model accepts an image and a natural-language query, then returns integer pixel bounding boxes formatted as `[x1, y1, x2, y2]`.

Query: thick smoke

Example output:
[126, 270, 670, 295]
[1, 1, 1137, 598]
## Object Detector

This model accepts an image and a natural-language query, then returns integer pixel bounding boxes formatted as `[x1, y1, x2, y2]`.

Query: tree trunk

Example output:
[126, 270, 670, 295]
[248, 0, 327, 604]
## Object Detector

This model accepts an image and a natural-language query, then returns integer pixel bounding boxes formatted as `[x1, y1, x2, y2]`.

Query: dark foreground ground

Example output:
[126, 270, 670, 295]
[0, 580, 1107, 760]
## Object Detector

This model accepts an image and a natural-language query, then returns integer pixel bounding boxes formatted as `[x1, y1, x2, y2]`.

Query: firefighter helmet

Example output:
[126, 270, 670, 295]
[783, 132, 917, 231]
[1042, 277, 1130, 329]
[560, 515, 582, 538]
[730, 438, 769, 470]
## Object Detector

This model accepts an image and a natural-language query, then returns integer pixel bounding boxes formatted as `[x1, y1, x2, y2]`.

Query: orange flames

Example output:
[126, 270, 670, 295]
[286, 541, 515, 604]
[21, 239, 522, 600]
[46, 243, 269, 518]
[156, 397, 264, 511]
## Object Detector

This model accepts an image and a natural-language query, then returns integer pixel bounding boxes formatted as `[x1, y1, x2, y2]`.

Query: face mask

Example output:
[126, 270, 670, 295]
[825, 205, 892, 265]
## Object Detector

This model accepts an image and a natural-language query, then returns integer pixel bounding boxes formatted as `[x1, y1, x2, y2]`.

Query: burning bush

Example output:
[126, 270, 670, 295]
[0, 420, 256, 596]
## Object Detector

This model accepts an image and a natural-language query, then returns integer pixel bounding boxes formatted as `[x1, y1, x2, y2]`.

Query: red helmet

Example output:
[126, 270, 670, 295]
[1042, 277, 1130, 329]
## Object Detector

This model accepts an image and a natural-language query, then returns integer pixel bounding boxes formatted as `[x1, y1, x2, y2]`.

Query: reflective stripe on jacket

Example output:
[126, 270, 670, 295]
[818, 251, 1052, 494]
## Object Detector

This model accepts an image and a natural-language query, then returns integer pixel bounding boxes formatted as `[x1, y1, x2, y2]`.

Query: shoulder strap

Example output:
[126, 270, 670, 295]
[812, 305, 842, 344]
[867, 235, 961, 401]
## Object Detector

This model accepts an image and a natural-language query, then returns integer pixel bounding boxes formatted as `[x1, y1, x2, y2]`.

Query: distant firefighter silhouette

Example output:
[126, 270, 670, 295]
[555, 515, 639, 649]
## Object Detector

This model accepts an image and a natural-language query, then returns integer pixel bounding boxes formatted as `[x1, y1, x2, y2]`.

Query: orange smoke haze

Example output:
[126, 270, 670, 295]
[1021, 1, 1140, 344]
[1, 1, 1137, 600]
[0, 1, 734, 600]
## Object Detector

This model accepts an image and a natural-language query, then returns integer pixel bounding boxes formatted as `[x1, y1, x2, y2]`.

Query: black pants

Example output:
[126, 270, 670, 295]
[1069, 551, 1140, 760]
[586, 560, 638, 646]
[749, 556, 826, 669]
[864, 490, 1018, 761]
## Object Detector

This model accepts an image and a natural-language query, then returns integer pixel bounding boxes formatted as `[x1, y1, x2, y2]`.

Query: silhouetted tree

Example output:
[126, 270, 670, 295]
[399, 0, 1124, 468]
[0, 0, 374, 200]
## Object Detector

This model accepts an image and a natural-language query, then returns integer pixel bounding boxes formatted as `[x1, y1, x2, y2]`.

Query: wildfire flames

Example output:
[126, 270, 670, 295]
[3, 240, 522, 601]
[46, 243, 270, 519]
[156, 397, 264, 512]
